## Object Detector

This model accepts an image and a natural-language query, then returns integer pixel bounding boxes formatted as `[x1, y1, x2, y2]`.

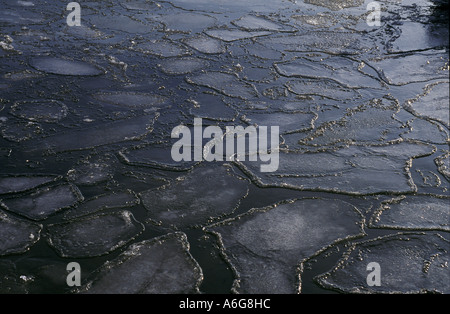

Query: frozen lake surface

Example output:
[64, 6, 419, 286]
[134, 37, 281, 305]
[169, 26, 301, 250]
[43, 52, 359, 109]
[0, 0, 448, 294]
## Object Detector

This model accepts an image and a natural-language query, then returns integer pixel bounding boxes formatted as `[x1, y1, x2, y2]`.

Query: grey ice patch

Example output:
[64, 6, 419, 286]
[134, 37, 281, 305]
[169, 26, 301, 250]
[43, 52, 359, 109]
[64, 23, 102, 38]
[47, 211, 144, 258]
[316, 233, 450, 294]
[93, 92, 168, 109]
[205, 29, 271, 42]
[158, 57, 210, 75]
[119, 143, 200, 171]
[66, 156, 115, 186]
[63, 190, 140, 220]
[0, 211, 41, 256]
[274, 55, 380, 89]
[29, 57, 103, 76]
[285, 78, 360, 101]
[232, 15, 291, 32]
[10, 100, 68, 123]
[258, 32, 369, 55]
[154, 12, 216, 33]
[367, 51, 449, 86]
[182, 35, 226, 54]
[236, 142, 435, 195]
[140, 164, 249, 228]
[400, 118, 449, 145]
[119, 0, 162, 10]
[243, 111, 316, 135]
[80, 232, 203, 294]
[0, 119, 42, 142]
[186, 72, 258, 99]
[206, 198, 365, 293]
[0, 184, 83, 221]
[291, 13, 338, 28]
[304, 0, 364, 11]
[369, 195, 450, 231]
[388, 22, 449, 53]
[0, 175, 59, 195]
[406, 81, 449, 128]
[88, 14, 153, 34]
[136, 39, 191, 57]
[25, 114, 157, 153]
[302, 97, 403, 146]
[188, 93, 237, 122]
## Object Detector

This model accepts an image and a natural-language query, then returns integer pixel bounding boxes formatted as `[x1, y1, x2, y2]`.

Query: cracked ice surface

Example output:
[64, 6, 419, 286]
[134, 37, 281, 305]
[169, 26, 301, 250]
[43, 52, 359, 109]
[237, 142, 435, 195]
[367, 51, 449, 86]
[275, 55, 381, 89]
[369, 195, 450, 231]
[0, 0, 448, 294]
[0, 184, 83, 221]
[181, 35, 226, 54]
[0, 211, 41, 256]
[302, 97, 403, 146]
[62, 190, 140, 220]
[158, 57, 210, 75]
[46, 210, 144, 258]
[10, 100, 68, 123]
[207, 198, 365, 293]
[30, 57, 103, 76]
[304, 0, 364, 11]
[316, 233, 450, 294]
[186, 72, 258, 99]
[81, 232, 203, 294]
[0, 175, 58, 195]
[24, 114, 157, 153]
[140, 165, 249, 228]
[93, 92, 169, 109]
[406, 81, 450, 128]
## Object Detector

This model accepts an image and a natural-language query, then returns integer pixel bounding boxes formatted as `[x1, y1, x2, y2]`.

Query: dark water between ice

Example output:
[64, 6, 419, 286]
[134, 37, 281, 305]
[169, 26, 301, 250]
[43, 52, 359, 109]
[0, 0, 449, 294]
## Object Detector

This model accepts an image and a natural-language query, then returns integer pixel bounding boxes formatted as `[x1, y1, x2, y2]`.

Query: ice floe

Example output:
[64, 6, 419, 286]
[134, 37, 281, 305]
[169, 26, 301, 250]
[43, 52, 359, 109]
[0, 211, 41, 256]
[140, 164, 249, 228]
[205, 29, 272, 42]
[93, 92, 168, 109]
[46, 210, 144, 258]
[367, 51, 449, 86]
[63, 190, 139, 220]
[0, 175, 59, 195]
[316, 233, 450, 293]
[80, 232, 202, 293]
[369, 195, 450, 231]
[0, 183, 83, 221]
[182, 35, 226, 54]
[158, 57, 209, 75]
[25, 114, 157, 153]
[406, 81, 449, 128]
[135, 39, 191, 57]
[186, 72, 258, 99]
[236, 142, 435, 195]
[206, 198, 365, 293]
[30, 57, 103, 76]
[10, 100, 68, 123]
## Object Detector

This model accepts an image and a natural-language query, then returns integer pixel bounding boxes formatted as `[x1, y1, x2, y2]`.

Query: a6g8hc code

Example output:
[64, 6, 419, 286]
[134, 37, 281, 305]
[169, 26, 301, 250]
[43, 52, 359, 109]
[222, 299, 270, 309]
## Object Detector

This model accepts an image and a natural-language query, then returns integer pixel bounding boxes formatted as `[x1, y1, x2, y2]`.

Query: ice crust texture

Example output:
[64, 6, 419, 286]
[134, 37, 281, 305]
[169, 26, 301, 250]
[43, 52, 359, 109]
[0, 0, 448, 294]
